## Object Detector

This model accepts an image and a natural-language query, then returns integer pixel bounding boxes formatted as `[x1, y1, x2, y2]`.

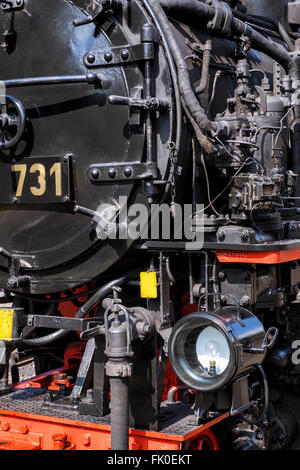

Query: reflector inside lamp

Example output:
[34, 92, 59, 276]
[196, 326, 230, 375]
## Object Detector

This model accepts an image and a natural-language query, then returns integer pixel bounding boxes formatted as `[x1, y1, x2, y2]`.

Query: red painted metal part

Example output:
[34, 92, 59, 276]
[0, 289, 224, 450]
[189, 428, 220, 450]
[0, 408, 225, 450]
[215, 248, 300, 264]
[13, 366, 77, 390]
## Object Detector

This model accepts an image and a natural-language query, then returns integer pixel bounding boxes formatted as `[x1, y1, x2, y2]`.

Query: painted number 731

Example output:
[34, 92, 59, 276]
[11, 163, 62, 197]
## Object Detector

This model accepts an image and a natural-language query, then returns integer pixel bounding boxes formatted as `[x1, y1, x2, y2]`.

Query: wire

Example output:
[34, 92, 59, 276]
[214, 135, 265, 171]
[200, 153, 219, 216]
[207, 70, 222, 117]
[249, 68, 267, 79]
[273, 105, 295, 152]
[194, 157, 260, 216]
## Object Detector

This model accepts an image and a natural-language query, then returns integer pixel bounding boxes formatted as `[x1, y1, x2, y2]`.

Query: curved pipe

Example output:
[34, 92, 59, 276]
[158, 0, 292, 72]
[145, 0, 215, 155]
[20, 271, 139, 347]
[195, 38, 212, 95]
[141, 0, 182, 153]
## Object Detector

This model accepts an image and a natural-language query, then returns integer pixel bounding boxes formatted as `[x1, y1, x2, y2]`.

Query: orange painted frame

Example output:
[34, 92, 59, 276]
[0, 408, 227, 450]
[215, 248, 300, 264]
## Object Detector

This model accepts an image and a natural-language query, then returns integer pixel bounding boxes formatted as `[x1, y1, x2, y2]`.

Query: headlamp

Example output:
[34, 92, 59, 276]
[168, 307, 277, 392]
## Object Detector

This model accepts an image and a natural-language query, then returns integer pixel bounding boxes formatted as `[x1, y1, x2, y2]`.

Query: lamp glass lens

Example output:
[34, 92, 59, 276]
[196, 326, 230, 375]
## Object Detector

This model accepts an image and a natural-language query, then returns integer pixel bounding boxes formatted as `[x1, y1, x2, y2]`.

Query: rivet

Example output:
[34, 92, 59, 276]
[104, 52, 113, 62]
[19, 425, 29, 434]
[108, 168, 116, 178]
[82, 433, 91, 446]
[124, 167, 132, 177]
[91, 169, 100, 180]
[1, 422, 10, 431]
[121, 49, 129, 60]
[87, 54, 96, 64]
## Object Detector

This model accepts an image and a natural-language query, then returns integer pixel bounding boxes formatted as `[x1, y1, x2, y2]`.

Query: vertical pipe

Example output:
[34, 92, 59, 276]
[145, 59, 153, 165]
[142, 23, 157, 203]
[110, 377, 129, 450]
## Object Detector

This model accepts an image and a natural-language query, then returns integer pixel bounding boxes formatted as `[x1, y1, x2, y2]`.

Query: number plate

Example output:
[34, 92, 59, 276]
[0, 156, 71, 204]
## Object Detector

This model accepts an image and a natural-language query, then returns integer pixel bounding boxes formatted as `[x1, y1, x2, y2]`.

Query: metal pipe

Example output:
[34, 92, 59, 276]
[165, 257, 175, 284]
[146, 0, 215, 155]
[195, 38, 212, 95]
[4, 74, 100, 88]
[110, 377, 130, 450]
[141, 0, 182, 153]
[20, 271, 139, 347]
[158, 0, 292, 72]
[167, 385, 188, 404]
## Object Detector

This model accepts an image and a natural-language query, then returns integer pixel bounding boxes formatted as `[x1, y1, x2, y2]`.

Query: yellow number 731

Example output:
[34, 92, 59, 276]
[11, 163, 62, 197]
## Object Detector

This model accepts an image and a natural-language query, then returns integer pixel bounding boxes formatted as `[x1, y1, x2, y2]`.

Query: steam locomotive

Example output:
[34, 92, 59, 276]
[0, 0, 300, 451]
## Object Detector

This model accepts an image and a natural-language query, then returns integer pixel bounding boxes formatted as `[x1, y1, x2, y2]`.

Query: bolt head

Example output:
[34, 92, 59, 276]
[82, 433, 91, 446]
[218, 230, 225, 241]
[241, 230, 249, 241]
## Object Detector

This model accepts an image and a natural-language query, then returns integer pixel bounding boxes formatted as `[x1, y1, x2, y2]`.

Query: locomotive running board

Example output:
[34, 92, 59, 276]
[0, 388, 228, 450]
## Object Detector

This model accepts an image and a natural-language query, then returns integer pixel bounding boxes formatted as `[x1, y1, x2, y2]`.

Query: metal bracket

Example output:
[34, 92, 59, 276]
[1, 0, 25, 12]
[24, 314, 105, 333]
[83, 43, 155, 68]
[88, 161, 158, 182]
[73, 0, 121, 27]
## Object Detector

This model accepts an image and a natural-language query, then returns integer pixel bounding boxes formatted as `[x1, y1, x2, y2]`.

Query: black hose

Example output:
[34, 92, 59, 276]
[20, 271, 139, 347]
[146, 0, 215, 154]
[158, 0, 292, 72]
[252, 15, 294, 52]
[231, 18, 292, 72]
[233, 10, 294, 51]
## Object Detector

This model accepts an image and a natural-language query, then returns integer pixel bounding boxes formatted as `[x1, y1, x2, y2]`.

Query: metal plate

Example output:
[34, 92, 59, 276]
[0, 155, 71, 204]
[0, 387, 199, 434]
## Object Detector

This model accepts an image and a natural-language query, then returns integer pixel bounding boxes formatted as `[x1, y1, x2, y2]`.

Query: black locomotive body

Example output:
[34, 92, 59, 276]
[0, 0, 300, 451]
